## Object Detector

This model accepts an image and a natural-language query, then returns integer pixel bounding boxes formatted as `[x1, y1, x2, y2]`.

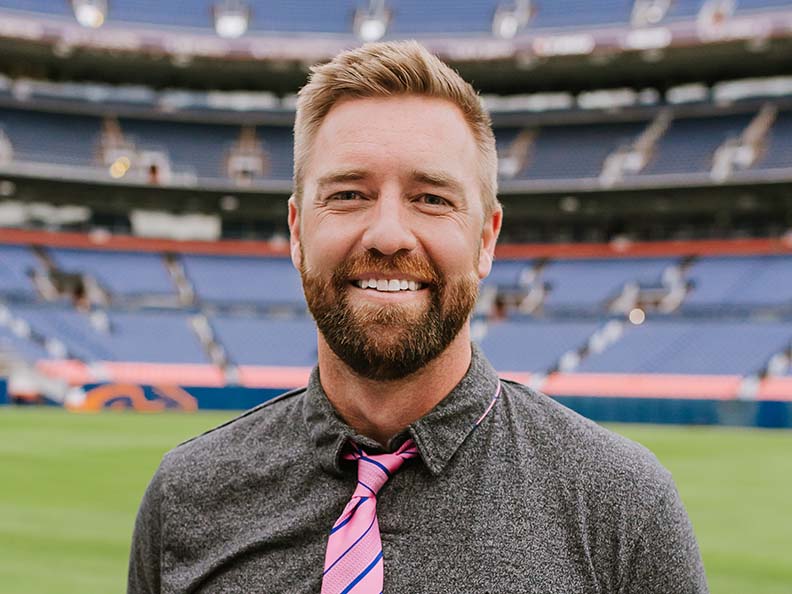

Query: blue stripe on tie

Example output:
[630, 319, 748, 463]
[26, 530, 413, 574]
[357, 480, 376, 495]
[323, 514, 377, 575]
[330, 497, 369, 535]
[340, 550, 383, 594]
[360, 456, 392, 478]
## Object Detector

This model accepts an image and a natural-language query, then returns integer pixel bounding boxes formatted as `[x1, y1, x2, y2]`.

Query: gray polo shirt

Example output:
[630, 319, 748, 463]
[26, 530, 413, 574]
[128, 345, 708, 593]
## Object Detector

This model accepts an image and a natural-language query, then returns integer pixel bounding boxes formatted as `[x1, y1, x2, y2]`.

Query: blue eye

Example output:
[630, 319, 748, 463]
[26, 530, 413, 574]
[331, 191, 363, 201]
[419, 194, 449, 207]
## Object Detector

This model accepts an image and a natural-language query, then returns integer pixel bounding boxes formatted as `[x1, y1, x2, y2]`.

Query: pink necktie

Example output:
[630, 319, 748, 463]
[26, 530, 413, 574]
[321, 439, 418, 594]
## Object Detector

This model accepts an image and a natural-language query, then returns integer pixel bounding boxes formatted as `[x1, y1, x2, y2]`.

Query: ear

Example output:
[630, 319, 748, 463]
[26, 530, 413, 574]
[477, 207, 502, 280]
[287, 195, 302, 271]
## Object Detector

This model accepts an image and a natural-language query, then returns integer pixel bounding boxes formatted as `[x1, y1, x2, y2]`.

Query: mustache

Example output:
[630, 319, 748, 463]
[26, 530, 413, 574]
[332, 251, 441, 286]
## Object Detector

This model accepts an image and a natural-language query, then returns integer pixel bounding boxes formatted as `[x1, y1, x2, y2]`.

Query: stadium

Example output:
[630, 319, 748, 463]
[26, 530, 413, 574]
[0, 0, 791, 592]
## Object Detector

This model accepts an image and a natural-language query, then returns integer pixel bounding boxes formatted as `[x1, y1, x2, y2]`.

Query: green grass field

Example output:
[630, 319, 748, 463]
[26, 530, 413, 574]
[1, 408, 790, 594]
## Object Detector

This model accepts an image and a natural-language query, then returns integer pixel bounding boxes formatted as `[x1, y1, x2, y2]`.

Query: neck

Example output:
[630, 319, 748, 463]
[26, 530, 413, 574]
[317, 327, 473, 448]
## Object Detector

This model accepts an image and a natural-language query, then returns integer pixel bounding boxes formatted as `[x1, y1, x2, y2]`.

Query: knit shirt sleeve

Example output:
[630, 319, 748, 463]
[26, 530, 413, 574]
[127, 458, 166, 594]
[619, 476, 709, 594]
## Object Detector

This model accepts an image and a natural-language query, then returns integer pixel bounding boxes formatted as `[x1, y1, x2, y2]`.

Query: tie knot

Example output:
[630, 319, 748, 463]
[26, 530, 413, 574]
[348, 439, 418, 498]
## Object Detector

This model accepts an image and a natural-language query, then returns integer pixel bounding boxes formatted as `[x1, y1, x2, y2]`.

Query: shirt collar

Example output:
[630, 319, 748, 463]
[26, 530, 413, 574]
[301, 343, 501, 477]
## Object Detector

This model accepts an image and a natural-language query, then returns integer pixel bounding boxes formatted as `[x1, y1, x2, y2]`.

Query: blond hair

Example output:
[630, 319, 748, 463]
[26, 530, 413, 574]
[293, 40, 499, 217]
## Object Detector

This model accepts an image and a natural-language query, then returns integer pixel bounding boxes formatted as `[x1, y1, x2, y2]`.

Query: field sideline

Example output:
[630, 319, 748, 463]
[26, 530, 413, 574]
[1, 407, 790, 593]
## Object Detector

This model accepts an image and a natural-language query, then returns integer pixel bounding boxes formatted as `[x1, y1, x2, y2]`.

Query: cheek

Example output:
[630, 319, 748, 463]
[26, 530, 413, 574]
[301, 222, 357, 271]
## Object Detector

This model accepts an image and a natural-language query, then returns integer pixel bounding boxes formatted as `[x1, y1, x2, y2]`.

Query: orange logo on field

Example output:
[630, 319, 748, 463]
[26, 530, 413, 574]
[70, 383, 198, 412]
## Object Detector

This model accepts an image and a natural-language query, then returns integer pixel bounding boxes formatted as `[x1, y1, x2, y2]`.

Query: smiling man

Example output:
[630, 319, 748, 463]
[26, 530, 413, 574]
[128, 42, 708, 594]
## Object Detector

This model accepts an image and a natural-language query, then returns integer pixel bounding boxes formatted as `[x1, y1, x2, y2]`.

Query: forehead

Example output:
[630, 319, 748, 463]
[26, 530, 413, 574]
[306, 95, 479, 186]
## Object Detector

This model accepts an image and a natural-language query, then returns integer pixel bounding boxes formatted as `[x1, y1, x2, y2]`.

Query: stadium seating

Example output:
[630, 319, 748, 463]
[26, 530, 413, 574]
[0, 106, 101, 167]
[481, 258, 534, 289]
[210, 314, 317, 366]
[576, 319, 792, 375]
[0, 324, 50, 361]
[540, 257, 676, 310]
[0, 244, 39, 298]
[47, 248, 176, 299]
[3, 0, 791, 35]
[479, 318, 603, 371]
[639, 114, 754, 176]
[755, 110, 792, 171]
[180, 254, 304, 306]
[119, 117, 241, 179]
[10, 305, 209, 363]
[524, 121, 644, 180]
[6, 102, 792, 184]
[684, 255, 792, 309]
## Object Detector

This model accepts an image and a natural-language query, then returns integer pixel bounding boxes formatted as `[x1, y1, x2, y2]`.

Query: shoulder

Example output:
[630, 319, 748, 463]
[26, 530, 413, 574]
[497, 379, 673, 499]
[157, 386, 307, 483]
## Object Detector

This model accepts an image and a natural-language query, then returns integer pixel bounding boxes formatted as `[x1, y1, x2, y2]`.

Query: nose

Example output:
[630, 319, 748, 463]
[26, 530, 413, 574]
[360, 194, 418, 256]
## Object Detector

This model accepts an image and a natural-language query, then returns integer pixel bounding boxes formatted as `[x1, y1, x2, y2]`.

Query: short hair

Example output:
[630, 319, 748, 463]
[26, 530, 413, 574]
[293, 40, 499, 217]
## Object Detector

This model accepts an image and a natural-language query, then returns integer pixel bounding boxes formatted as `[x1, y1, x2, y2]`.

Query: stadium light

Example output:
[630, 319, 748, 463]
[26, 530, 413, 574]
[354, 0, 390, 42]
[71, 0, 107, 29]
[493, 0, 533, 40]
[213, 0, 250, 39]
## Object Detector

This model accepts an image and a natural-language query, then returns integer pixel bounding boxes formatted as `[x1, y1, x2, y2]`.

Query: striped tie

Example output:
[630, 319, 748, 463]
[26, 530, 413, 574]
[321, 439, 418, 594]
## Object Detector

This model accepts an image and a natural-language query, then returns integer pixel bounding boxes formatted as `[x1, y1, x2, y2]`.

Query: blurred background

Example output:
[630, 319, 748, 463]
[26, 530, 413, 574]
[0, 1, 791, 593]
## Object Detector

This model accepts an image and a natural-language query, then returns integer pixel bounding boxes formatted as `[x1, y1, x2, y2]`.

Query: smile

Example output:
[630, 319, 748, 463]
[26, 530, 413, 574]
[352, 279, 426, 292]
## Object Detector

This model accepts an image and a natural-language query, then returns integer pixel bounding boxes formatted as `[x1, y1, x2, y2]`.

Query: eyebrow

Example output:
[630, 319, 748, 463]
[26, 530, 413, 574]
[314, 167, 468, 202]
[410, 169, 466, 197]
[315, 169, 369, 190]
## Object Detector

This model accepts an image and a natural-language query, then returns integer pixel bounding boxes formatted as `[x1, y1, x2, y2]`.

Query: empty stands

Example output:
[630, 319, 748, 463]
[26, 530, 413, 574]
[576, 319, 792, 375]
[639, 114, 754, 176]
[5, 102, 792, 185]
[525, 122, 644, 180]
[480, 319, 603, 372]
[2, 0, 790, 35]
[10, 305, 209, 364]
[0, 324, 50, 361]
[181, 254, 304, 306]
[0, 106, 101, 167]
[684, 255, 792, 309]
[0, 244, 39, 299]
[210, 315, 317, 366]
[541, 257, 675, 310]
[47, 248, 176, 299]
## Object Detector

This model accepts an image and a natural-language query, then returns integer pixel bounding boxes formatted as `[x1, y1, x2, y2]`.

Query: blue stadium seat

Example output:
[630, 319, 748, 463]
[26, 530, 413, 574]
[640, 114, 753, 175]
[0, 324, 51, 361]
[481, 259, 533, 289]
[529, 0, 631, 29]
[211, 314, 317, 366]
[541, 257, 675, 310]
[119, 118, 240, 179]
[386, 0, 498, 34]
[684, 255, 792, 308]
[525, 121, 643, 180]
[181, 255, 304, 306]
[478, 318, 602, 371]
[11, 305, 209, 363]
[48, 248, 176, 298]
[755, 110, 792, 170]
[0, 244, 40, 298]
[0, 106, 102, 167]
[577, 319, 792, 375]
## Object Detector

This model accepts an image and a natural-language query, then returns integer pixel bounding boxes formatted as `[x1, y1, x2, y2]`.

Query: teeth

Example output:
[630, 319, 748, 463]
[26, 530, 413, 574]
[354, 279, 423, 292]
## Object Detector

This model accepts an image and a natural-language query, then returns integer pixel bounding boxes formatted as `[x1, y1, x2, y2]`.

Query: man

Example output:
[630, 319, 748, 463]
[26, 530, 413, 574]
[128, 41, 708, 593]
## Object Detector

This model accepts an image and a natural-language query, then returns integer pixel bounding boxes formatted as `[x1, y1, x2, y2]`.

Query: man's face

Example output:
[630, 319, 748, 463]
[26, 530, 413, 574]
[289, 95, 501, 381]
